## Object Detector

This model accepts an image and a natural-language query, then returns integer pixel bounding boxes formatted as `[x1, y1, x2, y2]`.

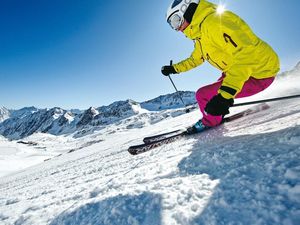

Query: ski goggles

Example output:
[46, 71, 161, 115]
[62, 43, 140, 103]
[167, 12, 184, 30]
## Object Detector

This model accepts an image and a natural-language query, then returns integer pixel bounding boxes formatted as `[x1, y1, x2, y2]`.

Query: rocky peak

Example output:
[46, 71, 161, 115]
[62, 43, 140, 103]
[10, 106, 39, 119]
[141, 91, 196, 111]
[97, 100, 140, 119]
[77, 107, 99, 127]
[0, 107, 10, 122]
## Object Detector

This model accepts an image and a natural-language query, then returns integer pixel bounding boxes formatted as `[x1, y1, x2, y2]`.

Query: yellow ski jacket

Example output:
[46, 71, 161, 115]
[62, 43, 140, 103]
[173, 0, 280, 99]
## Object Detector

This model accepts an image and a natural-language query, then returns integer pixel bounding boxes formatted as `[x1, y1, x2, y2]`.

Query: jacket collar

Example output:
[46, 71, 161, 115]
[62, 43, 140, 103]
[183, 0, 217, 40]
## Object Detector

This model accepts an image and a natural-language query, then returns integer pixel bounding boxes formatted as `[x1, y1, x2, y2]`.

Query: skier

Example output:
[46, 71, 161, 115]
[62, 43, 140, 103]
[162, 0, 280, 134]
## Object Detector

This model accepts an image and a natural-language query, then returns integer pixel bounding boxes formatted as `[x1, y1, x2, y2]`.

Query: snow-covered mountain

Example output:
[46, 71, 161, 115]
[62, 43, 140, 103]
[141, 91, 196, 111]
[10, 106, 39, 119]
[0, 93, 196, 140]
[279, 61, 300, 78]
[0, 107, 69, 139]
[0, 106, 39, 123]
[0, 62, 299, 225]
[0, 107, 10, 123]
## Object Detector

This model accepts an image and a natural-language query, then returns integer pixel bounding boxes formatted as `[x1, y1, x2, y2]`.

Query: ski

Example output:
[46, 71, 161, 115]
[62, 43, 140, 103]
[128, 130, 187, 155]
[128, 103, 270, 155]
[143, 129, 184, 144]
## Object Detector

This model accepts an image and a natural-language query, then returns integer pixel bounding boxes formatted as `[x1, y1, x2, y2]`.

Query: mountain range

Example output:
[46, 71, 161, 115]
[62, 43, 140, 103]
[0, 91, 196, 139]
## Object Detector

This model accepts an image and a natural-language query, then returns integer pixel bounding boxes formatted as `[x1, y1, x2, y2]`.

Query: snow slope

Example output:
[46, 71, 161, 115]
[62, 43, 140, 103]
[0, 96, 300, 224]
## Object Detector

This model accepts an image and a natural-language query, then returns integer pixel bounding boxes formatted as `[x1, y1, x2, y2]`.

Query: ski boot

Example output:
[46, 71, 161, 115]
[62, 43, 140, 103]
[186, 120, 207, 135]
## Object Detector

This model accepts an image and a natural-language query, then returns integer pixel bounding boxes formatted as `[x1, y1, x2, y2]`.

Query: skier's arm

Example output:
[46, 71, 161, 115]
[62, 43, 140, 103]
[173, 40, 204, 73]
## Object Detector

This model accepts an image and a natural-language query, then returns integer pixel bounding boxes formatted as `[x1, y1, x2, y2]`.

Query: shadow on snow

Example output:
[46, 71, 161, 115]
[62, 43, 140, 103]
[50, 192, 162, 225]
[178, 124, 300, 224]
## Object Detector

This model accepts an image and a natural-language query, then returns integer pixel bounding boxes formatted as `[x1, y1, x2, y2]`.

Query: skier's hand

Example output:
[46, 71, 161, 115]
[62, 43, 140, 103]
[205, 94, 234, 116]
[161, 65, 177, 76]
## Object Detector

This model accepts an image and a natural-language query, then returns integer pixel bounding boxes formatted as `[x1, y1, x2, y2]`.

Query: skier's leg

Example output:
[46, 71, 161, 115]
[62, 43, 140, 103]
[196, 75, 275, 127]
[235, 76, 275, 98]
[195, 75, 224, 127]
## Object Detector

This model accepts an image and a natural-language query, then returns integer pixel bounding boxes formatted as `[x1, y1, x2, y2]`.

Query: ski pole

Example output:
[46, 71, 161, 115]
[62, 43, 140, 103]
[232, 94, 300, 107]
[168, 60, 190, 113]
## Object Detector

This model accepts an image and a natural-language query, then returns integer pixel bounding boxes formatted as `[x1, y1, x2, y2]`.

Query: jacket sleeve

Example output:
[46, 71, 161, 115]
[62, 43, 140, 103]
[173, 39, 205, 73]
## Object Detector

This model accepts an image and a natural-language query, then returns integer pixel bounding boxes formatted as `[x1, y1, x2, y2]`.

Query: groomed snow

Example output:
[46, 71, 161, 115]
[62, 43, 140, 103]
[0, 74, 300, 224]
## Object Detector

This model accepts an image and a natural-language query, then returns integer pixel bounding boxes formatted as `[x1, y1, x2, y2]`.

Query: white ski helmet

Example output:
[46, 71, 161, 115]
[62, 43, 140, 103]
[166, 0, 200, 30]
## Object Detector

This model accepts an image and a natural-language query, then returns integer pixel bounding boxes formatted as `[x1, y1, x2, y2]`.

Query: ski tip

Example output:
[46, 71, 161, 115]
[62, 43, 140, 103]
[128, 147, 138, 155]
[128, 151, 136, 156]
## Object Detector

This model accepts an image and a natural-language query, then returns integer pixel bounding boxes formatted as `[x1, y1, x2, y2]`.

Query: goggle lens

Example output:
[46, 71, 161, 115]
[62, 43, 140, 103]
[167, 14, 183, 30]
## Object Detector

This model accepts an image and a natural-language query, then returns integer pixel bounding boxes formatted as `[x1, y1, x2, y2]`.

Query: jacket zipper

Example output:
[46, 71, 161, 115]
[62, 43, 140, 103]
[198, 38, 225, 71]
[206, 53, 224, 70]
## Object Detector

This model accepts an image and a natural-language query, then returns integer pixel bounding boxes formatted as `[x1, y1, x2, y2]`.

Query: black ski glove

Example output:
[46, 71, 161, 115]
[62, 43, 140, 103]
[161, 65, 177, 76]
[205, 94, 234, 116]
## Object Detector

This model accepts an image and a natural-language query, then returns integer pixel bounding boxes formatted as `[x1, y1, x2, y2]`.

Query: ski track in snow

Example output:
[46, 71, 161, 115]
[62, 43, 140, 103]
[0, 99, 300, 225]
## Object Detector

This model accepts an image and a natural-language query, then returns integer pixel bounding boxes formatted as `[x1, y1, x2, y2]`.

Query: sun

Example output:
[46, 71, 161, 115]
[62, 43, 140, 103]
[216, 4, 226, 15]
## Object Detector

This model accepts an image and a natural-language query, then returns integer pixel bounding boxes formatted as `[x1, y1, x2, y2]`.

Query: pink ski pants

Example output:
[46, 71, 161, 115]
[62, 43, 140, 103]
[196, 73, 275, 127]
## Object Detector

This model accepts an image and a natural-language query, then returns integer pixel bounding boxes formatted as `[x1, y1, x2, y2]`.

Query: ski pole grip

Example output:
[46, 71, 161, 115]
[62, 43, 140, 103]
[170, 60, 173, 66]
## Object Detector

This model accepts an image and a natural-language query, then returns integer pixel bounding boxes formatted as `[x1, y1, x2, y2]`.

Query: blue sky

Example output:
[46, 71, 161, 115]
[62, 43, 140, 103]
[1, 0, 300, 109]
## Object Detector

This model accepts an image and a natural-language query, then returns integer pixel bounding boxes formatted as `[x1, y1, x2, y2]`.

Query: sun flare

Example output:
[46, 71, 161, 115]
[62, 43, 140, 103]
[216, 4, 226, 14]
